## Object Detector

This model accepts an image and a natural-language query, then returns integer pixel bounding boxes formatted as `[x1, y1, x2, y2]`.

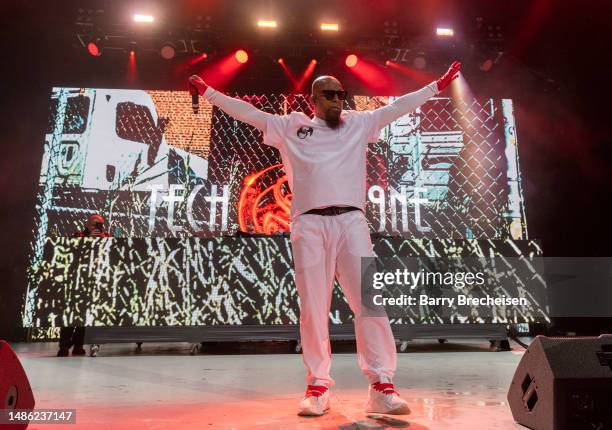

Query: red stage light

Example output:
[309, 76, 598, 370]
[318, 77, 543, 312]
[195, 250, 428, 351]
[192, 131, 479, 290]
[277, 58, 298, 90]
[385, 60, 435, 86]
[345, 54, 358, 68]
[296, 59, 318, 92]
[87, 41, 101, 57]
[198, 51, 249, 89]
[127, 48, 137, 84]
[235, 50, 249, 64]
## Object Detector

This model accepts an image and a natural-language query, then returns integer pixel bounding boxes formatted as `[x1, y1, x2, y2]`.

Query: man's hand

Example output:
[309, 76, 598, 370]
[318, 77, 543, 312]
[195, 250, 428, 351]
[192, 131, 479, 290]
[436, 61, 461, 93]
[189, 75, 209, 96]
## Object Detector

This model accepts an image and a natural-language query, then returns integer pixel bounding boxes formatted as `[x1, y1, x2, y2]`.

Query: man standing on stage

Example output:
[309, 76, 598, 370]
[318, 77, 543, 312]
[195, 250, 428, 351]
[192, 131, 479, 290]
[57, 214, 111, 357]
[189, 60, 460, 416]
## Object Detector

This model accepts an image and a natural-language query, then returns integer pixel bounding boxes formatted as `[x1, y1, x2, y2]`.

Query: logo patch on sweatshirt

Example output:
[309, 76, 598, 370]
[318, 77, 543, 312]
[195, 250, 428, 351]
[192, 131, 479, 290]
[296, 126, 314, 139]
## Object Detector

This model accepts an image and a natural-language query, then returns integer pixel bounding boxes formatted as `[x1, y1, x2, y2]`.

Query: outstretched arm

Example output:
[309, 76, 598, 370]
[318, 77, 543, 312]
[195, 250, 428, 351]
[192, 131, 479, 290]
[374, 61, 461, 128]
[189, 75, 271, 131]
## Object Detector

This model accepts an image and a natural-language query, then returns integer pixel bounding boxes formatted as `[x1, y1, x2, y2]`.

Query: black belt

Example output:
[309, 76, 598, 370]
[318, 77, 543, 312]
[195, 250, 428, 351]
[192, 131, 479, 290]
[303, 206, 360, 216]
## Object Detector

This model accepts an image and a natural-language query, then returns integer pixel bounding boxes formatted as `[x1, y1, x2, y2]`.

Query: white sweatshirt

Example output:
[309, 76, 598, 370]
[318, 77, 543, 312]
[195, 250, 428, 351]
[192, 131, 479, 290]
[204, 83, 438, 219]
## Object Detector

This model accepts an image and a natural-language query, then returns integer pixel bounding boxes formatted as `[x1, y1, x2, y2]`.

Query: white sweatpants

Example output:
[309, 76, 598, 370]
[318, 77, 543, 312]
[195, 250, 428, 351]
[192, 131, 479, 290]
[290, 210, 396, 387]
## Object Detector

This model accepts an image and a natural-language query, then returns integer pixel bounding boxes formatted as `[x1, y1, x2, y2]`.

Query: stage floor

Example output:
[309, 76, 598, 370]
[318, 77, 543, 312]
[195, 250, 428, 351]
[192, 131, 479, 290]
[12, 340, 526, 429]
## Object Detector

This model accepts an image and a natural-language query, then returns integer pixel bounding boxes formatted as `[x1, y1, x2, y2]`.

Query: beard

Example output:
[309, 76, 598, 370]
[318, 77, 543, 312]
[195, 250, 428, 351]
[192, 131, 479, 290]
[324, 108, 342, 129]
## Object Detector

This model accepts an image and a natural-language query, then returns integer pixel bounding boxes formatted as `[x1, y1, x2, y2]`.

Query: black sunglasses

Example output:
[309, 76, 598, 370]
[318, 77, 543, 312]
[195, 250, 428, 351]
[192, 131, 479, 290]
[319, 90, 348, 101]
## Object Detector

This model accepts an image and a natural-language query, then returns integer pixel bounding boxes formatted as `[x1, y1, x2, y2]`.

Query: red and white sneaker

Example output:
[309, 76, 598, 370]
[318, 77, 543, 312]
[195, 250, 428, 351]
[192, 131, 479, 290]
[364, 382, 411, 415]
[298, 385, 330, 416]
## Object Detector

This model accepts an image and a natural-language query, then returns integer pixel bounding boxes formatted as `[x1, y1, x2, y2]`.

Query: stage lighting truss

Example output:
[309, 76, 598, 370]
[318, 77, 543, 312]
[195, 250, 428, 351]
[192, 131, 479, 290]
[192, 15, 213, 33]
[75, 7, 103, 27]
[72, 9, 506, 70]
[77, 33, 193, 58]
[383, 20, 401, 47]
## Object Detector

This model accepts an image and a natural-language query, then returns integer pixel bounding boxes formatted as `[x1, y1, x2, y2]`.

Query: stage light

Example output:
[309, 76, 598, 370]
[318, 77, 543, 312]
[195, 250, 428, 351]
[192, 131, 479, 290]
[257, 20, 277, 28]
[277, 58, 298, 89]
[134, 14, 154, 23]
[345, 54, 358, 68]
[160, 42, 176, 60]
[87, 40, 101, 57]
[235, 50, 249, 63]
[480, 58, 494, 72]
[320, 23, 339, 31]
[127, 44, 137, 85]
[191, 52, 208, 63]
[413, 56, 427, 69]
[436, 27, 454, 37]
[295, 59, 318, 91]
[128, 41, 138, 56]
[200, 51, 248, 89]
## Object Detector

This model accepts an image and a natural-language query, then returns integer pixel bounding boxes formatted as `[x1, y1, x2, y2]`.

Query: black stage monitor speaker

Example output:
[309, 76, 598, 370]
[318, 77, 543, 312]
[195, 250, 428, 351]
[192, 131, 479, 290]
[508, 335, 612, 430]
[0, 340, 35, 430]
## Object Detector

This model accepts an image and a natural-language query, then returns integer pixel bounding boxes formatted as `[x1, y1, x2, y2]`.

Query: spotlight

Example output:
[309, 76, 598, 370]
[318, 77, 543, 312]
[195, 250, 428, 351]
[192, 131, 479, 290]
[128, 41, 138, 56]
[345, 54, 358, 68]
[134, 14, 154, 23]
[235, 49, 248, 63]
[320, 23, 339, 31]
[436, 27, 454, 37]
[277, 57, 284, 64]
[257, 20, 277, 28]
[160, 42, 176, 60]
[87, 39, 101, 57]
[413, 56, 427, 69]
[480, 58, 494, 72]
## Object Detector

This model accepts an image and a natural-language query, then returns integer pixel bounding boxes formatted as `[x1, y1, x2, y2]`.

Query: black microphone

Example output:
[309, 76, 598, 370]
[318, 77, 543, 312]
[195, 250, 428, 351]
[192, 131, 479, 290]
[189, 83, 199, 114]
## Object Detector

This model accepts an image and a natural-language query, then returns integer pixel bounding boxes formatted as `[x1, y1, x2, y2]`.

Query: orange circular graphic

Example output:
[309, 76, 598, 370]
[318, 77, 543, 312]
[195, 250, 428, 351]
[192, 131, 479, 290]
[238, 164, 291, 235]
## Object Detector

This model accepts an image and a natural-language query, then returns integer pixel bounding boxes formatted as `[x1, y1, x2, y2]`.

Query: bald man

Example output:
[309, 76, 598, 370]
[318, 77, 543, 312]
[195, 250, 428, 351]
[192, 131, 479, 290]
[189, 61, 460, 416]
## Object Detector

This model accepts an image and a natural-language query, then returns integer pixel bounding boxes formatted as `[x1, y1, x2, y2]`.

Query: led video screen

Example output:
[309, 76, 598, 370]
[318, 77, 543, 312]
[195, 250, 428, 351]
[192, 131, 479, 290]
[24, 87, 541, 327]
